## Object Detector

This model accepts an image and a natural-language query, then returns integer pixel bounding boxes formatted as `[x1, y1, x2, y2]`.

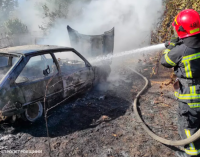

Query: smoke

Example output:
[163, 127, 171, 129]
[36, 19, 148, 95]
[15, 0, 163, 94]
[17, 0, 163, 52]
[17, 0, 43, 32]
[70, 0, 163, 52]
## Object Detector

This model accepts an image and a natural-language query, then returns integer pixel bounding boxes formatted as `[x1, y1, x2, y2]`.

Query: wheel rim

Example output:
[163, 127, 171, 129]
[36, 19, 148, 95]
[25, 102, 43, 122]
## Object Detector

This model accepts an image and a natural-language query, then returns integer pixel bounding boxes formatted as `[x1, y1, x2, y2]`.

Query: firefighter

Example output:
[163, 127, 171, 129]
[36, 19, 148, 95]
[161, 9, 200, 157]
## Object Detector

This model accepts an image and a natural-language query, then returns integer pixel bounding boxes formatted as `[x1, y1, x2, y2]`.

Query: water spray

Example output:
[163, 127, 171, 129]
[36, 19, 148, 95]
[90, 43, 165, 63]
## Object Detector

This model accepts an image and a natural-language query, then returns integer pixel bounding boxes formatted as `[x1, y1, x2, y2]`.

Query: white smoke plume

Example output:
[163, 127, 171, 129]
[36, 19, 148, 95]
[17, 0, 163, 52]
[17, 0, 43, 32]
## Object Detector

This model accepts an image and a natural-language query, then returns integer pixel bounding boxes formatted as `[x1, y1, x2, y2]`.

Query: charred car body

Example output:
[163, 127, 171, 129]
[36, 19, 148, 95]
[0, 45, 96, 122]
[0, 27, 114, 122]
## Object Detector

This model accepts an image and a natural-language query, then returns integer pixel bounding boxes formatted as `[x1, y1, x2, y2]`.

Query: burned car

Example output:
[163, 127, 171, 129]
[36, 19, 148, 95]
[0, 45, 101, 122]
[0, 27, 114, 123]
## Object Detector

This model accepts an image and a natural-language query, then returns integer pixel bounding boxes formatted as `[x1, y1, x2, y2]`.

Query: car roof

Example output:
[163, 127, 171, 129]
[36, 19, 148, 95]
[0, 45, 74, 56]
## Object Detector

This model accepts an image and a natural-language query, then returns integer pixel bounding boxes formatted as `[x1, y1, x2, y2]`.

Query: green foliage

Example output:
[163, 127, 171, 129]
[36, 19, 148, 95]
[5, 18, 28, 35]
[152, 0, 200, 44]
[0, 0, 28, 35]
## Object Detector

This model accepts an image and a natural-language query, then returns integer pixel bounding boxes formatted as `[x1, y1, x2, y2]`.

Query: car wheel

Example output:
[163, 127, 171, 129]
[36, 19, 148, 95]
[23, 102, 43, 122]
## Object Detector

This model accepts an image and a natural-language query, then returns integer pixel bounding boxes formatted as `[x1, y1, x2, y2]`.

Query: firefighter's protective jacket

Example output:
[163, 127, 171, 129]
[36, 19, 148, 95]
[161, 34, 200, 106]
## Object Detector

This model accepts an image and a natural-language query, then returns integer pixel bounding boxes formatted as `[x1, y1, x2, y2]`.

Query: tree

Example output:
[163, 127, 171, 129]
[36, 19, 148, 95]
[39, 0, 91, 30]
[0, 0, 18, 20]
[5, 18, 28, 35]
[151, 0, 200, 44]
[0, 0, 28, 35]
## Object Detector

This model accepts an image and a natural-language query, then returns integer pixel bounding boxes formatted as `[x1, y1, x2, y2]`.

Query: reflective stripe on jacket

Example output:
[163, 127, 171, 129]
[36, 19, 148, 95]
[161, 42, 200, 103]
[174, 85, 200, 104]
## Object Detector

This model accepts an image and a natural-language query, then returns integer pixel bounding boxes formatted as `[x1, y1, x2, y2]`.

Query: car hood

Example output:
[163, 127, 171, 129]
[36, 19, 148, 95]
[67, 26, 114, 64]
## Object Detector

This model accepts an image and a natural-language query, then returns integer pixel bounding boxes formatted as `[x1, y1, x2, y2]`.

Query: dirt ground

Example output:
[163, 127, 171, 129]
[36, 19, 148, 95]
[0, 61, 181, 157]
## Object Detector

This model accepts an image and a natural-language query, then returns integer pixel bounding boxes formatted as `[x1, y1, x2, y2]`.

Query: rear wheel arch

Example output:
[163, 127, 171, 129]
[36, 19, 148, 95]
[22, 101, 43, 122]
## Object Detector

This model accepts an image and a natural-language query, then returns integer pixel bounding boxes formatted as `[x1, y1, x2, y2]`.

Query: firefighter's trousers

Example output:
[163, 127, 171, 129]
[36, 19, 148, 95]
[178, 102, 200, 156]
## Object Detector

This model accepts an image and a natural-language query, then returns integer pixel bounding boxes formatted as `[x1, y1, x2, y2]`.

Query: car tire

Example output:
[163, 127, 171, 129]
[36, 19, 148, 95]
[22, 102, 43, 123]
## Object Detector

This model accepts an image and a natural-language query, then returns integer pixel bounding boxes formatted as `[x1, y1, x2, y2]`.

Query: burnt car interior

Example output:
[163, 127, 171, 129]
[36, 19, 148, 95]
[54, 51, 86, 75]
[15, 54, 58, 84]
[14, 50, 88, 85]
[0, 54, 20, 81]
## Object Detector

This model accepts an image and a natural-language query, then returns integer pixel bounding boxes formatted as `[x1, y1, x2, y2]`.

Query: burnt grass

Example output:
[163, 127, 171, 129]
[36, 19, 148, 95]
[0, 65, 180, 157]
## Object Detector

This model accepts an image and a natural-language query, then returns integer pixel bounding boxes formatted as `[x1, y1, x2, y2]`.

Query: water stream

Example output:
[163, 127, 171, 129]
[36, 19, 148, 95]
[90, 43, 165, 63]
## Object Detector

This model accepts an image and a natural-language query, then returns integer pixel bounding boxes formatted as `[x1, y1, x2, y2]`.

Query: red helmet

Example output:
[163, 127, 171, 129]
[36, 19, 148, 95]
[172, 9, 200, 39]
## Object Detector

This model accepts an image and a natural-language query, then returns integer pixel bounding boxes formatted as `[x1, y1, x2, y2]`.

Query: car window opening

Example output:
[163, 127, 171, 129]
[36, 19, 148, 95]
[54, 51, 86, 75]
[0, 54, 20, 82]
[15, 54, 58, 84]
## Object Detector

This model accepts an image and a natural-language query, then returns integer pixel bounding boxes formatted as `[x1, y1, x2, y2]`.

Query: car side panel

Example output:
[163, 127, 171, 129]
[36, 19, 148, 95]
[62, 74, 75, 98]
[17, 80, 46, 102]
[73, 67, 94, 93]
[0, 85, 25, 116]
[45, 75, 63, 108]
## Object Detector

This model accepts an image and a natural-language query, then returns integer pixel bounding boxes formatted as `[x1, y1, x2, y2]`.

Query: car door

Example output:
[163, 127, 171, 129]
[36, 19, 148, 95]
[42, 53, 63, 107]
[53, 50, 93, 97]
[14, 53, 62, 107]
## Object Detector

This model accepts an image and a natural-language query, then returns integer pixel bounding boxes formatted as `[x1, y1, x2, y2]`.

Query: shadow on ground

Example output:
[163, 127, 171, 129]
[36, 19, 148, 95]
[7, 91, 130, 138]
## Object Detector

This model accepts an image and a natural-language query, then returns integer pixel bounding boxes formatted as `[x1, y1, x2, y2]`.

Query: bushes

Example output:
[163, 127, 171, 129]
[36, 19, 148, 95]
[152, 0, 200, 43]
[4, 18, 28, 35]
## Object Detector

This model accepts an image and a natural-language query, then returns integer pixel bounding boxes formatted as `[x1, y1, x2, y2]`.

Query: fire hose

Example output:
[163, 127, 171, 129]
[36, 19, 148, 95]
[129, 68, 200, 146]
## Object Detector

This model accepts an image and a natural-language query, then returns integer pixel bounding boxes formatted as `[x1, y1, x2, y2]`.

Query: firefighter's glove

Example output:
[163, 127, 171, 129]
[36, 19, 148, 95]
[165, 35, 180, 50]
